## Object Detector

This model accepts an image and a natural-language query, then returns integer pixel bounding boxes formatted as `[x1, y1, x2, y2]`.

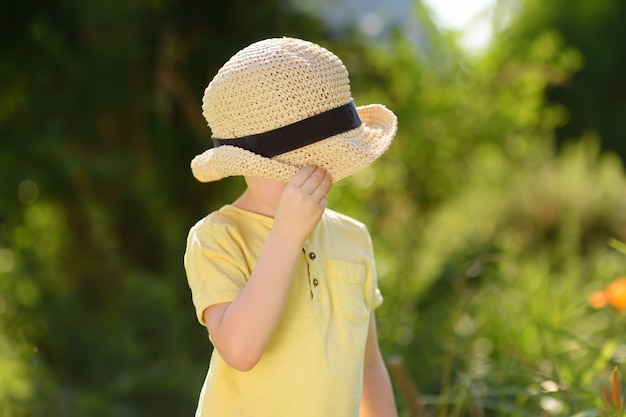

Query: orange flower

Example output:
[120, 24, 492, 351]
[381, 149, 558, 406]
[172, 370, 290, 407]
[589, 278, 626, 311]
[589, 290, 608, 309]
[606, 278, 626, 311]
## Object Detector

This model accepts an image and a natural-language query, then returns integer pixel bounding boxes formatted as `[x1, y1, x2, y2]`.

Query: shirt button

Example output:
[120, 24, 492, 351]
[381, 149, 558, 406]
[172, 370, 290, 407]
[308, 252, 316, 260]
[312, 278, 319, 286]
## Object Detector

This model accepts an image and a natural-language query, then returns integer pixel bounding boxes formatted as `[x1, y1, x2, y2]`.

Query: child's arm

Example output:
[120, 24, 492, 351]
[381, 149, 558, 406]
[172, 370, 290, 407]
[203, 166, 331, 372]
[360, 312, 398, 417]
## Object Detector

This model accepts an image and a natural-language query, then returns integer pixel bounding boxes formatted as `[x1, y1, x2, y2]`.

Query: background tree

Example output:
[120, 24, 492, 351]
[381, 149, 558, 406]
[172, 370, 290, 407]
[494, 0, 626, 161]
[1, 1, 328, 415]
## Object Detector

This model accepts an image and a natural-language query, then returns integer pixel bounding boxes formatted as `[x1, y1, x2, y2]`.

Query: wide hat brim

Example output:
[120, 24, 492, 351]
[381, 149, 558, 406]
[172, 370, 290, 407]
[191, 103, 397, 183]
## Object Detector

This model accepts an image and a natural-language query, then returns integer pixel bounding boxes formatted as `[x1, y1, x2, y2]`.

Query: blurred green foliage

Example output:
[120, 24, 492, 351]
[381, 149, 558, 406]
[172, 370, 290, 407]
[493, 0, 626, 161]
[1, 1, 326, 415]
[1, 0, 626, 416]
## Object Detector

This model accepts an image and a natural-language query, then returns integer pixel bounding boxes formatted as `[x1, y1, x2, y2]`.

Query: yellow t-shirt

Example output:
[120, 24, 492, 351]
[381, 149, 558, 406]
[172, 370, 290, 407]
[184, 205, 383, 417]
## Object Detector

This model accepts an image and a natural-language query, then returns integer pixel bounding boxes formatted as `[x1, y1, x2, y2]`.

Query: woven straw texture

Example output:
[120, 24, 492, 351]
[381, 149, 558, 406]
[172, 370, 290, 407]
[191, 37, 397, 183]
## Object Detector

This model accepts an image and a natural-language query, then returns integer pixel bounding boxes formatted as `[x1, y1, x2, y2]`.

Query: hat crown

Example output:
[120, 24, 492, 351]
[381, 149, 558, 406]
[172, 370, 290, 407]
[202, 38, 352, 139]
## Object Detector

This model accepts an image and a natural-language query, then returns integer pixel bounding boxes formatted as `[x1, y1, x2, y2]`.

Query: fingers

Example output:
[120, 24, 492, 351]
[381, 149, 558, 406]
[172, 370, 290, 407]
[294, 166, 330, 195]
[273, 166, 330, 242]
[288, 165, 318, 188]
[310, 171, 331, 205]
[285, 165, 331, 208]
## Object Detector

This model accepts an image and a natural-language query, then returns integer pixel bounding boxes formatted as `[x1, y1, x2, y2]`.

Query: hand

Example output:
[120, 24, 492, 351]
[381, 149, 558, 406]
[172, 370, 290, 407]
[273, 165, 331, 244]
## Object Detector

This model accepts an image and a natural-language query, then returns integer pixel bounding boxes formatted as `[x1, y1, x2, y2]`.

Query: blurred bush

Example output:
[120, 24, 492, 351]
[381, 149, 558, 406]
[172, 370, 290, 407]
[330, 8, 626, 416]
[1, 0, 326, 415]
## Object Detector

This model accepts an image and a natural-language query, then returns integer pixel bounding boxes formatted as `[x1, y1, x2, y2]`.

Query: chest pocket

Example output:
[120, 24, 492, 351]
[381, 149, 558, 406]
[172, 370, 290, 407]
[326, 260, 369, 324]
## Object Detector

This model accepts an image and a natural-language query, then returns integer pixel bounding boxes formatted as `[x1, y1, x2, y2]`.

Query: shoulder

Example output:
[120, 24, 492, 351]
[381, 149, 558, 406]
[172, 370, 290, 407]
[320, 209, 376, 261]
[324, 208, 366, 228]
[189, 209, 234, 233]
[186, 207, 241, 246]
[323, 208, 370, 236]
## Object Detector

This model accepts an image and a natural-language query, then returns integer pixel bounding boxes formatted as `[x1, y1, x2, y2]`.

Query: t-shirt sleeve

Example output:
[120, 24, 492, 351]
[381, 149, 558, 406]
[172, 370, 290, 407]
[362, 224, 384, 312]
[184, 218, 249, 325]
[372, 286, 384, 311]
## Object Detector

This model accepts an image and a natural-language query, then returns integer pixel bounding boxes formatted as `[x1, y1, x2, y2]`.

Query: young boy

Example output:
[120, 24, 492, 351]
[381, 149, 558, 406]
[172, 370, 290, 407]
[184, 37, 398, 416]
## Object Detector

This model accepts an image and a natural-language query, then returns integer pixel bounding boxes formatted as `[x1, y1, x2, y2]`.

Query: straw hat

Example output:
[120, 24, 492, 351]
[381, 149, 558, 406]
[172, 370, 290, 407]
[191, 37, 397, 183]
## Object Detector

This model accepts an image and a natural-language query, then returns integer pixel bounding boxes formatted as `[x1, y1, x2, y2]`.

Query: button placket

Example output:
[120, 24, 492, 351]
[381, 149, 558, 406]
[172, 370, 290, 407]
[303, 244, 321, 300]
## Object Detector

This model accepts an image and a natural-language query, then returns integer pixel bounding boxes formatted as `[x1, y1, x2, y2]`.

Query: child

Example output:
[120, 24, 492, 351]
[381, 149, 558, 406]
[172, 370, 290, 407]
[184, 37, 398, 417]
